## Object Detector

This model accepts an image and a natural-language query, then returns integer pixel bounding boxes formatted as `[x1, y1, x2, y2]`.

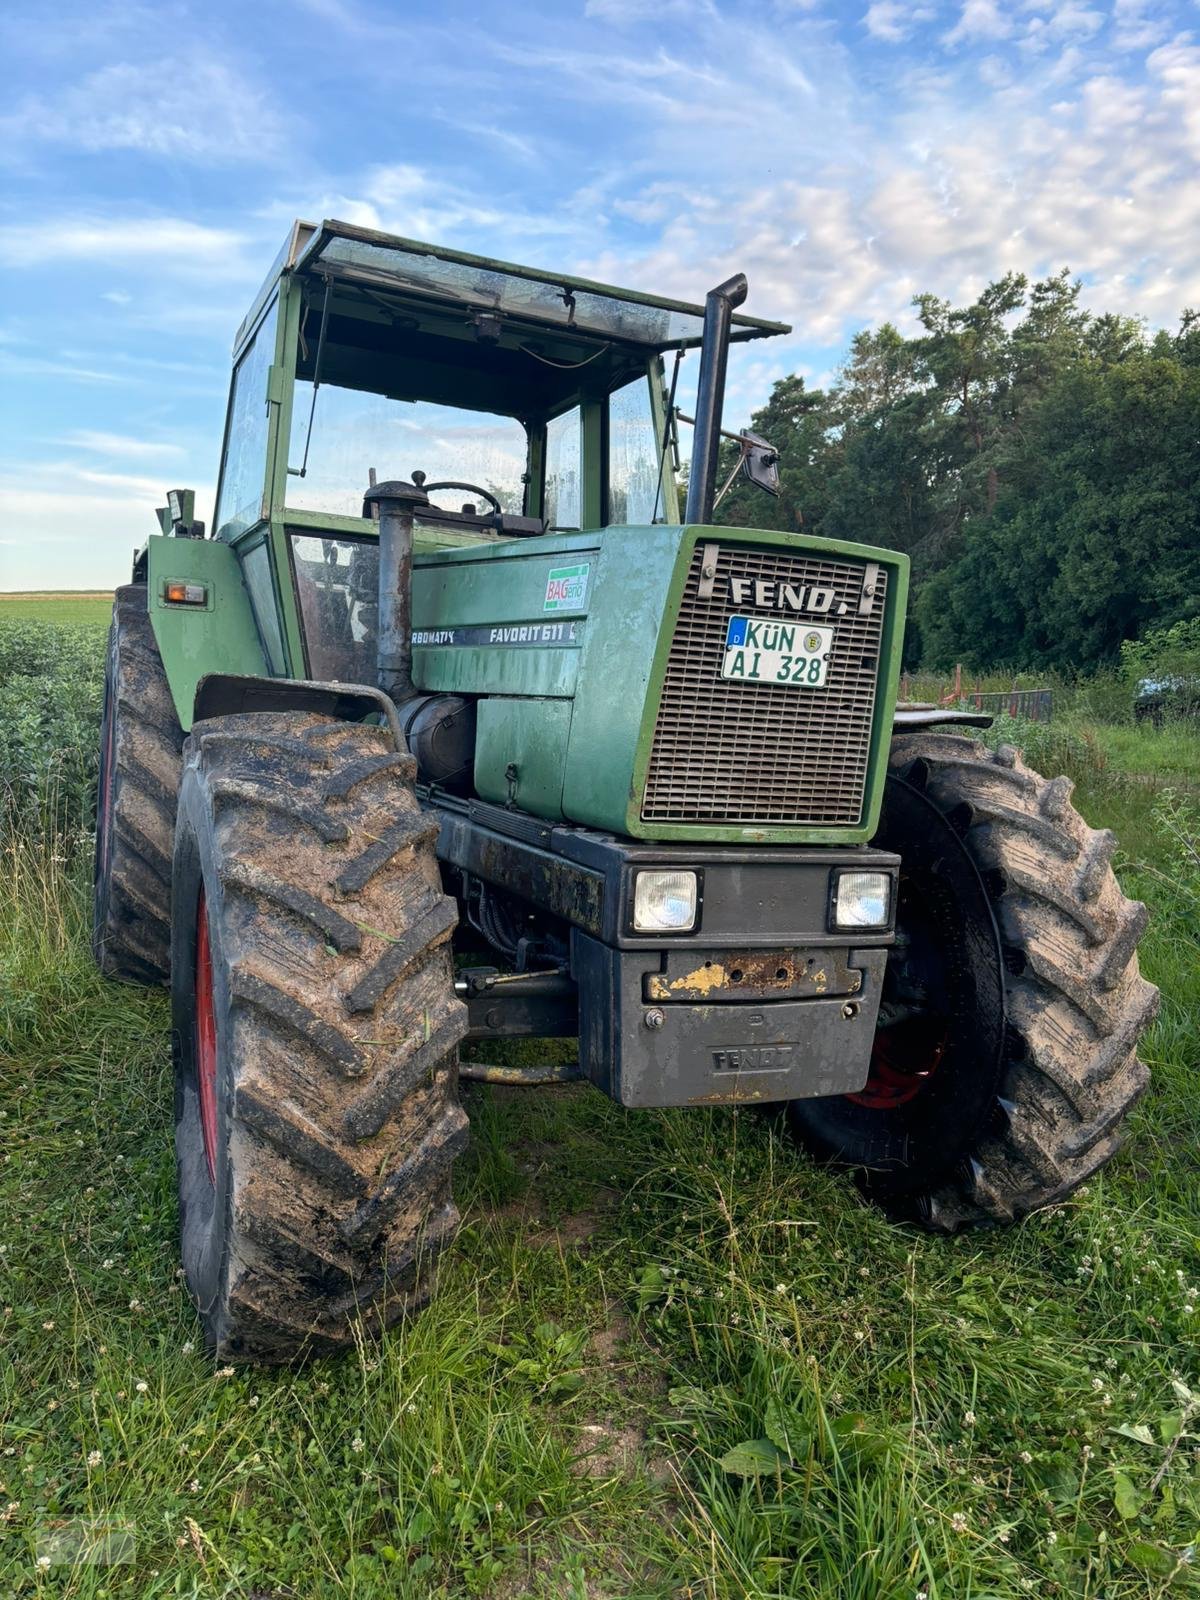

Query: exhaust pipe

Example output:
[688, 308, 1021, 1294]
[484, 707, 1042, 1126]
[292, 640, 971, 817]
[684, 272, 748, 527]
[363, 478, 430, 702]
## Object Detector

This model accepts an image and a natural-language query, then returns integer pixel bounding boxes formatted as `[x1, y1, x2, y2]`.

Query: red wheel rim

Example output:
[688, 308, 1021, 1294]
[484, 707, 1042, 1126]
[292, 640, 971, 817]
[846, 1016, 949, 1111]
[195, 889, 219, 1186]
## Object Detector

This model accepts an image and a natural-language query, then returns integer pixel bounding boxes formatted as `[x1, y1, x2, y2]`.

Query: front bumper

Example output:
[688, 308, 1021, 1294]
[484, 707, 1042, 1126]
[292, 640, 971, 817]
[430, 793, 898, 1109]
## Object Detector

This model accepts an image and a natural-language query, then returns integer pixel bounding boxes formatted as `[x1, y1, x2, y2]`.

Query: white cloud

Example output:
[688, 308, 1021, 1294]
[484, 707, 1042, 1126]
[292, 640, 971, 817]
[0, 217, 253, 274]
[944, 0, 1013, 46]
[864, 3, 934, 43]
[67, 431, 185, 460]
[1, 56, 288, 165]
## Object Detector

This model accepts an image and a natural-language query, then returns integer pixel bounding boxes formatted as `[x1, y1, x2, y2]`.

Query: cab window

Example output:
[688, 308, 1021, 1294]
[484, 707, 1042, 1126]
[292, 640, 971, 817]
[214, 299, 277, 539]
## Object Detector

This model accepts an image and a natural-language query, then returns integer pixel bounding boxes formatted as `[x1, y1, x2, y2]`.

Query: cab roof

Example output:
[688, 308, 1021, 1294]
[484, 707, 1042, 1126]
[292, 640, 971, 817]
[234, 218, 791, 361]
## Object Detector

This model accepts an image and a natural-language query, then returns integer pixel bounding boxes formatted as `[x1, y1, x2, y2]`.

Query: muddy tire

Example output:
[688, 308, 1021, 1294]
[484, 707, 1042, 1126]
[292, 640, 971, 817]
[93, 583, 184, 985]
[789, 733, 1159, 1230]
[171, 710, 469, 1361]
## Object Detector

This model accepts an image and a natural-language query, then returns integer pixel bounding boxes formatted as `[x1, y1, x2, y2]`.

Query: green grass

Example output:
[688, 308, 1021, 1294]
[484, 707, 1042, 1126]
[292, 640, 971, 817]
[3, 616, 1200, 1596]
[0, 594, 114, 625]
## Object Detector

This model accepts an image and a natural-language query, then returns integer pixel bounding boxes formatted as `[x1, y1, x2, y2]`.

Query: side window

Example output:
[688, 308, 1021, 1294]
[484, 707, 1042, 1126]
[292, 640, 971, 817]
[544, 405, 581, 530]
[214, 299, 278, 539]
[608, 376, 659, 525]
[289, 534, 378, 682]
[240, 540, 286, 674]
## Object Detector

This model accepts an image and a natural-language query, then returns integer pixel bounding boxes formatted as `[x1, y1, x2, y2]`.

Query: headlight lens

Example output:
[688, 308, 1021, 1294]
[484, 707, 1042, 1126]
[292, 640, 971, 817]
[633, 869, 699, 933]
[832, 870, 892, 929]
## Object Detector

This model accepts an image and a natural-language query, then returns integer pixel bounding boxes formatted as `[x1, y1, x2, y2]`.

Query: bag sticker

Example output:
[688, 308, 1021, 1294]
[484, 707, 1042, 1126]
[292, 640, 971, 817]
[543, 563, 590, 613]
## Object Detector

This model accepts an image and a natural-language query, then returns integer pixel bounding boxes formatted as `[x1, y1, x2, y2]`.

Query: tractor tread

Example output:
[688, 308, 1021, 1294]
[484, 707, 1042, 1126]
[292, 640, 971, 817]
[888, 733, 1158, 1231]
[209, 777, 351, 843]
[174, 710, 468, 1362]
[221, 859, 363, 952]
[333, 813, 441, 896]
[92, 584, 184, 984]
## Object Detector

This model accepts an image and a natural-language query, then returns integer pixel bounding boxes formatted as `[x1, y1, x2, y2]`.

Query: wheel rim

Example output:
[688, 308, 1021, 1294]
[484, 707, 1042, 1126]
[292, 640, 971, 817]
[847, 1015, 950, 1110]
[195, 889, 219, 1186]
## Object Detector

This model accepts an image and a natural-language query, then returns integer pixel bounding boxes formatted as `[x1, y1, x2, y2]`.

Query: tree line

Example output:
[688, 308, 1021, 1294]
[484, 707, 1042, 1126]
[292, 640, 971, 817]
[716, 271, 1200, 671]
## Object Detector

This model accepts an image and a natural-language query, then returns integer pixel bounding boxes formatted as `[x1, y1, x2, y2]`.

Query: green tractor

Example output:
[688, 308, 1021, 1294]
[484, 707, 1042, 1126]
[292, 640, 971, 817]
[93, 221, 1158, 1361]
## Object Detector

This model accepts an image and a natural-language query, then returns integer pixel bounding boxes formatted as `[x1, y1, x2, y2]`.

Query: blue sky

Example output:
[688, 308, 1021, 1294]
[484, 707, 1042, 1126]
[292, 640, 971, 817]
[1, 0, 1197, 589]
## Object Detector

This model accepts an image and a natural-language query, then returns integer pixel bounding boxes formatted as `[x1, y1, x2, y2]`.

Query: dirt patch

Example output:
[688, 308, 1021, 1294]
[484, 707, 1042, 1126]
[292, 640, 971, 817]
[571, 1420, 644, 1479]
[590, 1306, 631, 1361]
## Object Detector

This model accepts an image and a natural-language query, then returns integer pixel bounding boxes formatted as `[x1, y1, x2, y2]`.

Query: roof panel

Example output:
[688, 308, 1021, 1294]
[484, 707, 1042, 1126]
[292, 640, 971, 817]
[292, 220, 790, 351]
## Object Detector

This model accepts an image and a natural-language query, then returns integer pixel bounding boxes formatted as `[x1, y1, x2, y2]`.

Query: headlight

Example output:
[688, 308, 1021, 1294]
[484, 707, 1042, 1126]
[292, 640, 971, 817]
[832, 870, 892, 929]
[633, 869, 699, 933]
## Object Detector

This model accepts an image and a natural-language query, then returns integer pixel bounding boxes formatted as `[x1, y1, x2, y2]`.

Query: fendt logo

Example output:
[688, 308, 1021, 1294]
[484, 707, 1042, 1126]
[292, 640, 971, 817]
[725, 577, 846, 616]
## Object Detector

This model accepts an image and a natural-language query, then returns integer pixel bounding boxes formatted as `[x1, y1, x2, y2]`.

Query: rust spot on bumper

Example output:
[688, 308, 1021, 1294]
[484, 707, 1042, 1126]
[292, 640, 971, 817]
[644, 948, 862, 1004]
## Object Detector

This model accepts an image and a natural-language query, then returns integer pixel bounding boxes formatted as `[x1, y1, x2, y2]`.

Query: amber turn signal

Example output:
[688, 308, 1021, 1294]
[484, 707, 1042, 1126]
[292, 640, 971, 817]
[164, 581, 208, 606]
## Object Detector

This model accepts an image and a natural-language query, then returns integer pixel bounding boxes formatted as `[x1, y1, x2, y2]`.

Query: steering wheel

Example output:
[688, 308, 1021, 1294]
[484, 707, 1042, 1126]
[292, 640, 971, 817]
[414, 474, 502, 516]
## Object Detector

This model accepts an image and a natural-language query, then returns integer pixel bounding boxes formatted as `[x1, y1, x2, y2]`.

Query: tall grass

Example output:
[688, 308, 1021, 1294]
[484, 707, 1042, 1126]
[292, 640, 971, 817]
[4, 613, 1200, 1595]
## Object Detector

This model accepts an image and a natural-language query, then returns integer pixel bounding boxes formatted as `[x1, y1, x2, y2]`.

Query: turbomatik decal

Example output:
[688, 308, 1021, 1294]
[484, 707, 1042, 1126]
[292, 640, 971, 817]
[543, 563, 590, 612]
[412, 622, 583, 649]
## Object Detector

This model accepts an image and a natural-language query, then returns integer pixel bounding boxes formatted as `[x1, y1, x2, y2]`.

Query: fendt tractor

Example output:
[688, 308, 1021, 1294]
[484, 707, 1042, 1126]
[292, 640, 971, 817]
[93, 221, 1158, 1361]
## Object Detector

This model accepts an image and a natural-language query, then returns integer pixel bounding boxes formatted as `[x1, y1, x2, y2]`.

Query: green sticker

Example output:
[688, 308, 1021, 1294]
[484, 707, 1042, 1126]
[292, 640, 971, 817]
[543, 563, 590, 612]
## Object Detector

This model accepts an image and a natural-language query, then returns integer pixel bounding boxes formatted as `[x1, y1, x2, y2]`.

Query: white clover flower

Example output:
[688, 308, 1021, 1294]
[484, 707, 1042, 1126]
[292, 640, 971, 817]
[951, 1511, 967, 1533]
[1047, 1530, 1058, 1545]
[135, 1381, 148, 1394]
[215, 1366, 235, 1379]
[1019, 1449, 1033, 1464]
[87, 1450, 102, 1468]
[41, 1321, 54, 1331]
[964, 1410, 977, 1426]
[350, 1436, 364, 1454]
[36, 1555, 51, 1570]
[101, 1259, 114, 1270]
[181, 1342, 194, 1355]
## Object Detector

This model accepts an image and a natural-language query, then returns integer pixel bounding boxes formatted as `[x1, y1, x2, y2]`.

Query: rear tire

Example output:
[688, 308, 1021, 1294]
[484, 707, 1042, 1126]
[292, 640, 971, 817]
[789, 733, 1159, 1229]
[92, 584, 184, 985]
[171, 711, 468, 1361]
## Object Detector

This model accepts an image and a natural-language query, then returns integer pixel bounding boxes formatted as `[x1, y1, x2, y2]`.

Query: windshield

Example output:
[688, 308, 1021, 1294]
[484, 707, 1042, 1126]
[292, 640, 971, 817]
[285, 383, 528, 518]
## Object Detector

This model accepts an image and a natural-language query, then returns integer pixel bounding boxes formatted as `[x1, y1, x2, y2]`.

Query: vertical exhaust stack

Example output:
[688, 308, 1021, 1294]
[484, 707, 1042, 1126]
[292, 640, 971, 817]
[684, 273, 749, 527]
[363, 479, 430, 702]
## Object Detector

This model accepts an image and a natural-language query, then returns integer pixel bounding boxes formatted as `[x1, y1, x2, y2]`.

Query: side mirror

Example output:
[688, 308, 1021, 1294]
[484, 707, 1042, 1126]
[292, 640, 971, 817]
[157, 489, 205, 539]
[740, 433, 780, 498]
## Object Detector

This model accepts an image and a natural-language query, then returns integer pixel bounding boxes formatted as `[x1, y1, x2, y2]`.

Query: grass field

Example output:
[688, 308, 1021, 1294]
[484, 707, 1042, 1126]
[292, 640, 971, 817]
[0, 593, 114, 626]
[2, 609, 1199, 1597]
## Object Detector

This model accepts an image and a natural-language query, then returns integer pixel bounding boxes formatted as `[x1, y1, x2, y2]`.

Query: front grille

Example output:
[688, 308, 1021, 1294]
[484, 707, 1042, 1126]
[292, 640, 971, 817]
[641, 544, 887, 826]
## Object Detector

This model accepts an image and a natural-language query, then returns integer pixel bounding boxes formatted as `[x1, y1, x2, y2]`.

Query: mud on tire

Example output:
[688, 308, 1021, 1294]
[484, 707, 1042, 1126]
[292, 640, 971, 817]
[93, 583, 184, 985]
[171, 710, 469, 1361]
[790, 732, 1159, 1230]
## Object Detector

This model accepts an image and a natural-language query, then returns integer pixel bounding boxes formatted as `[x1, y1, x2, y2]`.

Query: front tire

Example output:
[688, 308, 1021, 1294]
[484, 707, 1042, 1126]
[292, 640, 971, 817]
[171, 711, 468, 1361]
[93, 584, 184, 984]
[789, 733, 1159, 1229]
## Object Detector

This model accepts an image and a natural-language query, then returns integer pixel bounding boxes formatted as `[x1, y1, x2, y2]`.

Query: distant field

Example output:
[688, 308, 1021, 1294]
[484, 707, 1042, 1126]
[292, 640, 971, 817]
[0, 590, 113, 624]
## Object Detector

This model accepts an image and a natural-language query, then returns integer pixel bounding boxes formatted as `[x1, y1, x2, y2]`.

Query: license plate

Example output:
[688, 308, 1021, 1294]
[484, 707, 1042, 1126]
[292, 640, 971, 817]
[721, 616, 833, 687]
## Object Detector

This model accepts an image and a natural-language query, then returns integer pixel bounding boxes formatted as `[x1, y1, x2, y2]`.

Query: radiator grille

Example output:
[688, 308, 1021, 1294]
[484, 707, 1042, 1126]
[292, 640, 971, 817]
[641, 544, 887, 826]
